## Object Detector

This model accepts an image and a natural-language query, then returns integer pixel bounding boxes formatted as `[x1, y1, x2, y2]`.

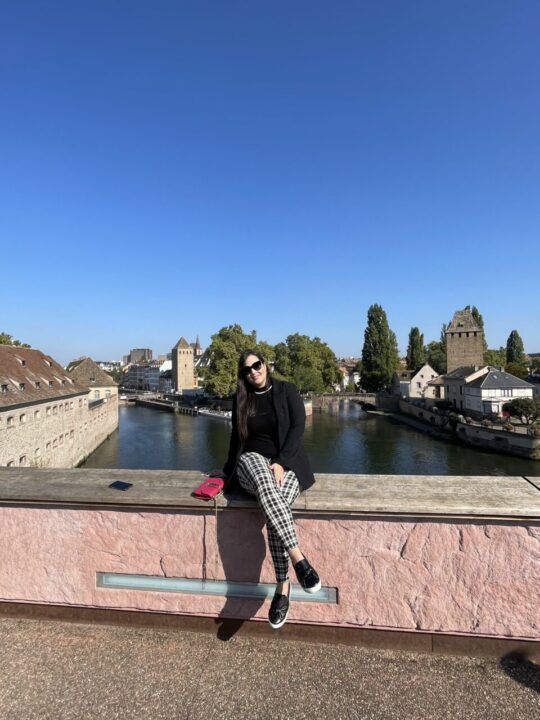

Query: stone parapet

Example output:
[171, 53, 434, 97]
[0, 469, 539, 643]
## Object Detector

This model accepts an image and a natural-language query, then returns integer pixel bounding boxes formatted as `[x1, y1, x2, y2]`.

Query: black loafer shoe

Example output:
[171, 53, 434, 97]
[268, 584, 291, 629]
[293, 557, 321, 593]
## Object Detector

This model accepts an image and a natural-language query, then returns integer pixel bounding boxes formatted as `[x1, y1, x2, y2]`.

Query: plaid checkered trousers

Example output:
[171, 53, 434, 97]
[236, 452, 300, 582]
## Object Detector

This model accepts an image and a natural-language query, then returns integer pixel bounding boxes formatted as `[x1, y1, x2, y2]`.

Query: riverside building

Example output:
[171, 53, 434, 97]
[0, 347, 118, 468]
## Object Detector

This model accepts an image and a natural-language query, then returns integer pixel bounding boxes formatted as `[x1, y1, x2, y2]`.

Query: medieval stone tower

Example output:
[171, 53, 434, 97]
[445, 308, 484, 373]
[172, 337, 196, 392]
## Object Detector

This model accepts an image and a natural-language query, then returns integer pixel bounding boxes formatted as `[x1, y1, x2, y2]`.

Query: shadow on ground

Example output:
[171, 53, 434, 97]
[500, 652, 540, 694]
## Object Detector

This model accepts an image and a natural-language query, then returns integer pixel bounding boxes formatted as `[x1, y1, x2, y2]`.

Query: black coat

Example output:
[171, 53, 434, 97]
[222, 378, 315, 493]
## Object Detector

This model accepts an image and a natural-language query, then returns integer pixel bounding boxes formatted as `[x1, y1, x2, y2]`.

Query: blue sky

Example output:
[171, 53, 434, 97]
[2, 1, 539, 365]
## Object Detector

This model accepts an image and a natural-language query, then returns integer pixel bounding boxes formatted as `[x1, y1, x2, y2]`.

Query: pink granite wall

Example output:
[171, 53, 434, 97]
[1, 506, 538, 639]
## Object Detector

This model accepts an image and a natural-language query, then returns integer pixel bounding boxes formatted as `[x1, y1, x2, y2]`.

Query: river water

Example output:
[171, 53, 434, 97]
[82, 404, 537, 476]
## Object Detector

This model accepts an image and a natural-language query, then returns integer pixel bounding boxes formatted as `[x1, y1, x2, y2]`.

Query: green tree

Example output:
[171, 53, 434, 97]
[273, 342, 292, 380]
[505, 362, 529, 380]
[201, 324, 257, 396]
[281, 333, 341, 393]
[0, 332, 30, 347]
[425, 341, 446, 375]
[506, 330, 526, 366]
[530, 357, 540, 371]
[484, 347, 506, 368]
[406, 327, 425, 370]
[256, 341, 275, 364]
[109, 367, 124, 384]
[426, 322, 448, 375]
[502, 398, 540, 425]
[425, 341, 443, 375]
[361, 304, 400, 391]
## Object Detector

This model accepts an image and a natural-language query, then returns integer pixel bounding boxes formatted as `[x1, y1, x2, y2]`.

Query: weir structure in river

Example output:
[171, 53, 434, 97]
[1, 467, 539, 659]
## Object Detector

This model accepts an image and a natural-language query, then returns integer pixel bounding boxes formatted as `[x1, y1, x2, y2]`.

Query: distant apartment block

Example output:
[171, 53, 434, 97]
[122, 362, 160, 392]
[0, 347, 117, 468]
[128, 348, 153, 364]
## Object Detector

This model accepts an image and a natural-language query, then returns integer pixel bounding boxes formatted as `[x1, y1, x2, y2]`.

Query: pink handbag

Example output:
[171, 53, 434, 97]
[192, 476, 225, 501]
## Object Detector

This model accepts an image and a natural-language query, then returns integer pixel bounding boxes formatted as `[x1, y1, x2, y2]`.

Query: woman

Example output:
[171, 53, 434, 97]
[223, 349, 321, 629]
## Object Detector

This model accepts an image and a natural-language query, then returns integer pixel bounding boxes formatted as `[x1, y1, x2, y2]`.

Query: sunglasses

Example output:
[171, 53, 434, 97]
[241, 360, 264, 377]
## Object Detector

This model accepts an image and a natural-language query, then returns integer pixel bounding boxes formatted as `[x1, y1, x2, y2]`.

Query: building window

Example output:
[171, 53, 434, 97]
[49, 381, 54, 388]
[106, 389, 111, 397]
[53, 438, 58, 448]
[70, 430, 74, 439]
[79, 399, 82, 407]
[59, 404, 63, 412]
[35, 448, 41, 458]
[46, 442, 51, 451]
[502, 389, 512, 397]
[59, 434, 64, 445]
[70, 401, 74, 409]
[46, 406, 51, 416]
[35, 381, 41, 389]
[53, 406, 58, 415]
[7, 460, 14, 467]
[34, 410, 40, 420]
[7, 416, 14, 427]
[1, 384, 8, 394]
[20, 413, 26, 424]
[65, 402, 69, 410]
[19, 456, 27, 466]
[19, 383, 25, 391]
[94, 390, 100, 399]
[416, 382, 421, 388]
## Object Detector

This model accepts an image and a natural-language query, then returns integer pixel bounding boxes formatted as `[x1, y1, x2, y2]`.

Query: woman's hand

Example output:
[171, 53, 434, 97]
[270, 462, 285, 486]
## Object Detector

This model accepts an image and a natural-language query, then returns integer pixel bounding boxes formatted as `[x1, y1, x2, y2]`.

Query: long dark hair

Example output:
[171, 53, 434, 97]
[236, 349, 269, 444]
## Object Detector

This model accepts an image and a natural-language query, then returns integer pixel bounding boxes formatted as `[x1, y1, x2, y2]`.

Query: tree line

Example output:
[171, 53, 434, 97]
[0, 332, 30, 348]
[200, 324, 343, 396]
[4, 305, 537, 398]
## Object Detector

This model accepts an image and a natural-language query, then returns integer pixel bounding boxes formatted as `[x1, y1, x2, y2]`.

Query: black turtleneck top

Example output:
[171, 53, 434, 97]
[243, 386, 279, 459]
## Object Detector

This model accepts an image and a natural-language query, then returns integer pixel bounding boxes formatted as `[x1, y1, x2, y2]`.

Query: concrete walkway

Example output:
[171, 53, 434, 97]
[0, 618, 539, 720]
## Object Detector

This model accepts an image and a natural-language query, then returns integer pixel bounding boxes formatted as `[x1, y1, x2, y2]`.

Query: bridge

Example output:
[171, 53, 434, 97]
[311, 392, 399, 412]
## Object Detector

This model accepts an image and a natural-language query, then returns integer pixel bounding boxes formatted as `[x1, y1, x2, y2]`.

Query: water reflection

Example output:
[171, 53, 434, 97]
[81, 404, 538, 477]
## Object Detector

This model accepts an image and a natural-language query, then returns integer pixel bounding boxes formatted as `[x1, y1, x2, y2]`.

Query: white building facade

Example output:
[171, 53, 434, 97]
[464, 369, 535, 416]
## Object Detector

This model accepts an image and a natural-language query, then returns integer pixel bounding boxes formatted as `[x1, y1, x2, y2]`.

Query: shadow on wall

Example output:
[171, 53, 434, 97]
[214, 503, 267, 641]
[500, 652, 540, 694]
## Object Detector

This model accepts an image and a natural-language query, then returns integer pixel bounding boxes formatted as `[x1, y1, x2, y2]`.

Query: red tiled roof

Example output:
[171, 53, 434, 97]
[0, 346, 88, 409]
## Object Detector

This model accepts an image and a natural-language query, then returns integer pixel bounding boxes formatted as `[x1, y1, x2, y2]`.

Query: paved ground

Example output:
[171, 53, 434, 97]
[0, 618, 539, 720]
